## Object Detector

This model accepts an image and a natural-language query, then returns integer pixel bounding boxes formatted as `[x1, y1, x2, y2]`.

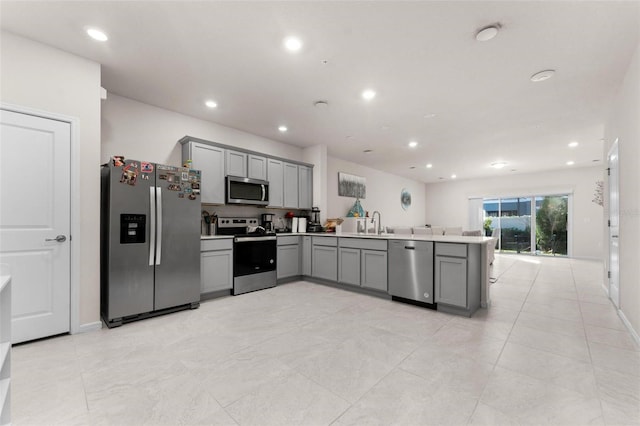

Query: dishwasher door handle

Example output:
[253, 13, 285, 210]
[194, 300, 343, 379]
[404, 246, 416, 250]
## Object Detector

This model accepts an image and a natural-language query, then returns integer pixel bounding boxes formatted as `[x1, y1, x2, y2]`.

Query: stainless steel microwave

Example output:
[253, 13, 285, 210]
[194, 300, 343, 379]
[226, 176, 269, 206]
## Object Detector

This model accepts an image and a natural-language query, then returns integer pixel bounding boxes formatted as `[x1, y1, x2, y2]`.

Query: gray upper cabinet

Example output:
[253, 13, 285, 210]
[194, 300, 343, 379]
[182, 141, 225, 204]
[248, 154, 267, 180]
[283, 162, 299, 208]
[226, 150, 247, 177]
[298, 165, 312, 209]
[267, 159, 284, 208]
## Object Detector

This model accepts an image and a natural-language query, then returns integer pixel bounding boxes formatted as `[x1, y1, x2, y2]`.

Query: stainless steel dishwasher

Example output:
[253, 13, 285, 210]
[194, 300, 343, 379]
[388, 240, 436, 308]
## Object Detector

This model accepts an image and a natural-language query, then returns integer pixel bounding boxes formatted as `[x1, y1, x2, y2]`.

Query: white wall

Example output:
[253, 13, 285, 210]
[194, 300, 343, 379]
[102, 94, 304, 166]
[327, 156, 427, 228]
[303, 145, 327, 222]
[0, 32, 102, 326]
[424, 167, 604, 259]
[604, 41, 640, 339]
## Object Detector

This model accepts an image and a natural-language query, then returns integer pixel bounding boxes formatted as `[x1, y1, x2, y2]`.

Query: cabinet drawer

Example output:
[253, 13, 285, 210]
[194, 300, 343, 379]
[277, 235, 301, 246]
[201, 238, 233, 251]
[339, 238, 387, 251]
[435, 242, 467, 258]
[312, 236, 337, 247]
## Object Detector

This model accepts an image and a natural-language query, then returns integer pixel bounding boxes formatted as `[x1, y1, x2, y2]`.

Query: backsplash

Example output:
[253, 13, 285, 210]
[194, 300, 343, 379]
[201, 204, 310, 232]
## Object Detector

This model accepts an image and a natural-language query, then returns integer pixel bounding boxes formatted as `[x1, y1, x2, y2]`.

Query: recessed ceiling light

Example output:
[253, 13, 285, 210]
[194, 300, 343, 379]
[363, 149, 373, 154]
[408, 141, 418, 148]
[86, 27, 108, 42]
[475, 24, 500, 42]
[424, 113, 437, 119]
[426, 163, 433, 169]
[362, 90, 376, 100]
[205, 100, 217, 108]
[566, 160, 575, 166]
[451, 174, 457, 179]
[592, 159, 600, 162]
[491, 161, 507, 169]
[409, 166, 416, 169]
[530, 70, 555, 82]
[314, 100, 328, 109]
[278, 125, 288, 132]
[284, 37, 302, 52]
[568, 141, 579, 148]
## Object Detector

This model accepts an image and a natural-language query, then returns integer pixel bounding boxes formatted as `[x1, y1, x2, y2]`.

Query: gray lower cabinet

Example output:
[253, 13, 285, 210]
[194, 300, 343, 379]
[361, 249, 387, 291]
[200, 239, 233, 293]
[312, 237, 338, 281]
[434, 256, 467, 307]
[277, 236, 301, 279]
[338, 247, 360, 285]
[302, 236, 312, 276]
[336, 238, 388, 291]
[434, 242, 481, 316]
[182, 141, 225, 204]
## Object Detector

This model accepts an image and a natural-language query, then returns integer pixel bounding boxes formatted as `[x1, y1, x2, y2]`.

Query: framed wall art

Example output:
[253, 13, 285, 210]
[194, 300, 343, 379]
[338, 172, 366, 199]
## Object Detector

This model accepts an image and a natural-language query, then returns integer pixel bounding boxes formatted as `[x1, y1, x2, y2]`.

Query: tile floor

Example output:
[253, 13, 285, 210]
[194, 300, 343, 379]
[11, 254, 640, 425]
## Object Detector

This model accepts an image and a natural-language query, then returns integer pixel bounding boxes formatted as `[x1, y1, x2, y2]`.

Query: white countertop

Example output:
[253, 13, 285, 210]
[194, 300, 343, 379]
[276, 232, 494, 245]
[200, 235, 234, 240]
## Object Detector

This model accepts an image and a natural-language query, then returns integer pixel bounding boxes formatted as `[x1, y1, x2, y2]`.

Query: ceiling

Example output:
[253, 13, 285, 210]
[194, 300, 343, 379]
[1, 1, 638, 183]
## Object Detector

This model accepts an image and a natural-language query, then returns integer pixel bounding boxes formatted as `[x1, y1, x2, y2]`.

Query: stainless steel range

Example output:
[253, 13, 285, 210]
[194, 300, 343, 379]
[217, 217, 277, 295]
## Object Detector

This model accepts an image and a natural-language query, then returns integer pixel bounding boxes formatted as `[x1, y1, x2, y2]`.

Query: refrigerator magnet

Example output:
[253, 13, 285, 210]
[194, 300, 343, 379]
[178, 193, 185, 198]
[184, 187, 192, 194]
[141, 162, 154, 173]
[159, 174, 167, 180]
[188, 193, 197, 200]
[120, 163, 138, 186]
[167, 183, 181, 191]
[112, 155, 125, 167]
[181, 171, 189, 182]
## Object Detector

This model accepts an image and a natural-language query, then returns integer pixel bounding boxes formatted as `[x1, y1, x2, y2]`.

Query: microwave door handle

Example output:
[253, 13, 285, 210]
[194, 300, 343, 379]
[149, 186, 156, 266]
[155, 186, 162, 265]
[262, 185, 266, 201]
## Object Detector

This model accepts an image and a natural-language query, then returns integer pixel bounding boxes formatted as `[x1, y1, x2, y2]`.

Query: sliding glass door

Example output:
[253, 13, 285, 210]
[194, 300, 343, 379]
[482, 194, 570, 256]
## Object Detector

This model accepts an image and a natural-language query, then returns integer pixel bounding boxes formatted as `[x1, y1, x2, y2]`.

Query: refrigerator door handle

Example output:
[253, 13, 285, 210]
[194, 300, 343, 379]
[149, 186, 156, 266]
[155, 186, 162, 265]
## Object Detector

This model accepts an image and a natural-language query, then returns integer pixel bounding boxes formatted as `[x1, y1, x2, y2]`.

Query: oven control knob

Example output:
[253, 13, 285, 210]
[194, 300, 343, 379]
[270, 259, 274, 264]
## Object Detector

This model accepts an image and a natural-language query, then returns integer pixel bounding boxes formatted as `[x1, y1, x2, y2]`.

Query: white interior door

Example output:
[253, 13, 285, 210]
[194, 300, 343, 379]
[0, 109, 71, 343]
[608, 140, 620, 308]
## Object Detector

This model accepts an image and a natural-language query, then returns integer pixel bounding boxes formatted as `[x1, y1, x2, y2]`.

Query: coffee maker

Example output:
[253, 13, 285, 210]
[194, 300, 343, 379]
[307, 207, 324, 232]
[261, 213, 275, 233]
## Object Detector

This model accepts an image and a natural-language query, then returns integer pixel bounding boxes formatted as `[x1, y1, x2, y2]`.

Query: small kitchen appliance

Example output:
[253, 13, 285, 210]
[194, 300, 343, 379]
[261, 213, 275, 233]
[307, 207, 324, 232]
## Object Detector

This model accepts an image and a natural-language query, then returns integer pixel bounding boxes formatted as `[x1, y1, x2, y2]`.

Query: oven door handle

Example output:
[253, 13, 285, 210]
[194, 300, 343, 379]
[234, 236, 277, 243]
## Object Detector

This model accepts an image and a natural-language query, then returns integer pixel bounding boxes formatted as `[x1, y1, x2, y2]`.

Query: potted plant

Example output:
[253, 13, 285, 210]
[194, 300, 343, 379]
[483, 218, 493, 236]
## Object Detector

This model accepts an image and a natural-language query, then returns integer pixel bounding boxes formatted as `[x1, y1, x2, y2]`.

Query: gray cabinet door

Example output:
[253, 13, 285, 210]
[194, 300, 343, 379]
[298, 165, 312, 209]
[183, 142, 225, 204]
[435, 256, 467, 308]
[302, 236, 312, 276]
[248, 154, 267, 180]
[361, 250, 388, 291]
[277, 244, 300, 279]
[283, 162, 299, 208]
[312, 245, 337, 281]
[338, 247, 360, 285]
[201, 250, 233, 293]
[226, 150, 247, 177]
[267, 159, 284, 208]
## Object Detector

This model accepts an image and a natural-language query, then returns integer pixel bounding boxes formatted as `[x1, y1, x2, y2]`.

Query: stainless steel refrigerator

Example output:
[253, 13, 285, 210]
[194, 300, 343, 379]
[101, 158, 201, 327]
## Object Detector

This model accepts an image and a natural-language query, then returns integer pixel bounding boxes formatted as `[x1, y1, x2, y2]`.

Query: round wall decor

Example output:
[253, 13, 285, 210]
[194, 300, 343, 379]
[400, 188, 412, 210]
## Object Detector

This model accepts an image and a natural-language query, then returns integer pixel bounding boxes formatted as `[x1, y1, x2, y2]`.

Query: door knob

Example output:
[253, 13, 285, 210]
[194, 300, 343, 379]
[45, 235, 67, 243]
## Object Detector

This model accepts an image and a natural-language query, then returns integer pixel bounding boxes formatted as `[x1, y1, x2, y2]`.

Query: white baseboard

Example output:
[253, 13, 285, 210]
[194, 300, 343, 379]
[618, 309, 640, 348]
[75, 321, 102, 334]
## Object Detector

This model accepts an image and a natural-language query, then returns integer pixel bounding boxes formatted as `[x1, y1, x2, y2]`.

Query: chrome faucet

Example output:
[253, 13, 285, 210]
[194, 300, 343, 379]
[372, 211, 382, 235]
